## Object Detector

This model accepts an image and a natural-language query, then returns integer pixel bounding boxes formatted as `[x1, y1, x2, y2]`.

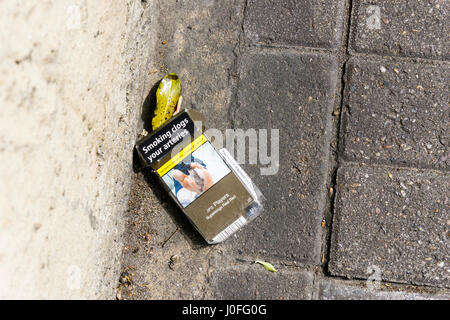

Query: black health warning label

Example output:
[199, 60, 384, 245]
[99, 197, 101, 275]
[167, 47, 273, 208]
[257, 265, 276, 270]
[136, 113, 196, 166]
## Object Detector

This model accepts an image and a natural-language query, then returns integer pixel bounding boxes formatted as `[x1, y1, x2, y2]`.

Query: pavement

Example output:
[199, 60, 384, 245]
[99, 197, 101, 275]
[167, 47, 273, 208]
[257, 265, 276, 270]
[117, 0, 449, 299]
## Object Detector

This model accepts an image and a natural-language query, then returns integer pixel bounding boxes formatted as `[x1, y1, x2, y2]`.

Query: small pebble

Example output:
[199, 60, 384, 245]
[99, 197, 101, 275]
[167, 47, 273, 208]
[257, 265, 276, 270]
[169, 255, 179, 270]
[380, 66, 387, 73]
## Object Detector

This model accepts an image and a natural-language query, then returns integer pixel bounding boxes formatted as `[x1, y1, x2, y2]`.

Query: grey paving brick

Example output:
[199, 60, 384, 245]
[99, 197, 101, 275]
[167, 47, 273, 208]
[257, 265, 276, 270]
[224, 51, 338, 264]
[342, 58, 449, 169]
[244, 0, 346, 49]
[318, 278, 450, 300]
[211, 265, 314, 299]
[350, 0, 450, 60]
[329, 164, 450, 288]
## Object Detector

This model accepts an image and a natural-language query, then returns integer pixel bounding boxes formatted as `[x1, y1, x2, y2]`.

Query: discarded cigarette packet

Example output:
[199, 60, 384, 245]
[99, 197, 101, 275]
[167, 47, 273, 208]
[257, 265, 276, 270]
[135, 109, 265, 244]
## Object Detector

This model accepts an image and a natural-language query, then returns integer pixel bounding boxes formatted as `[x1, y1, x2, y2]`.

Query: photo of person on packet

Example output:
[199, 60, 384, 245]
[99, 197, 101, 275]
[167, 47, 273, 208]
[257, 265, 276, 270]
[162, 142, 231, 208]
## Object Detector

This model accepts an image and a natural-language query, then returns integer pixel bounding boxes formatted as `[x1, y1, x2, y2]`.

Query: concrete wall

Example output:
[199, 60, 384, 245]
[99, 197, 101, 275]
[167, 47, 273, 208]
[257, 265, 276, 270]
[0, 0, 155, 299]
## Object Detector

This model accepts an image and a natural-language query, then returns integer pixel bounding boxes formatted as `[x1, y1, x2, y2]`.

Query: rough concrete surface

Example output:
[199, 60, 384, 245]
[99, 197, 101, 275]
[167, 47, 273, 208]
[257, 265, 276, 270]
[329, 164, 449, 288]
[350, 0, 449, 60]
[150, 0, 244, 132]
[0, 0, 156, 299]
